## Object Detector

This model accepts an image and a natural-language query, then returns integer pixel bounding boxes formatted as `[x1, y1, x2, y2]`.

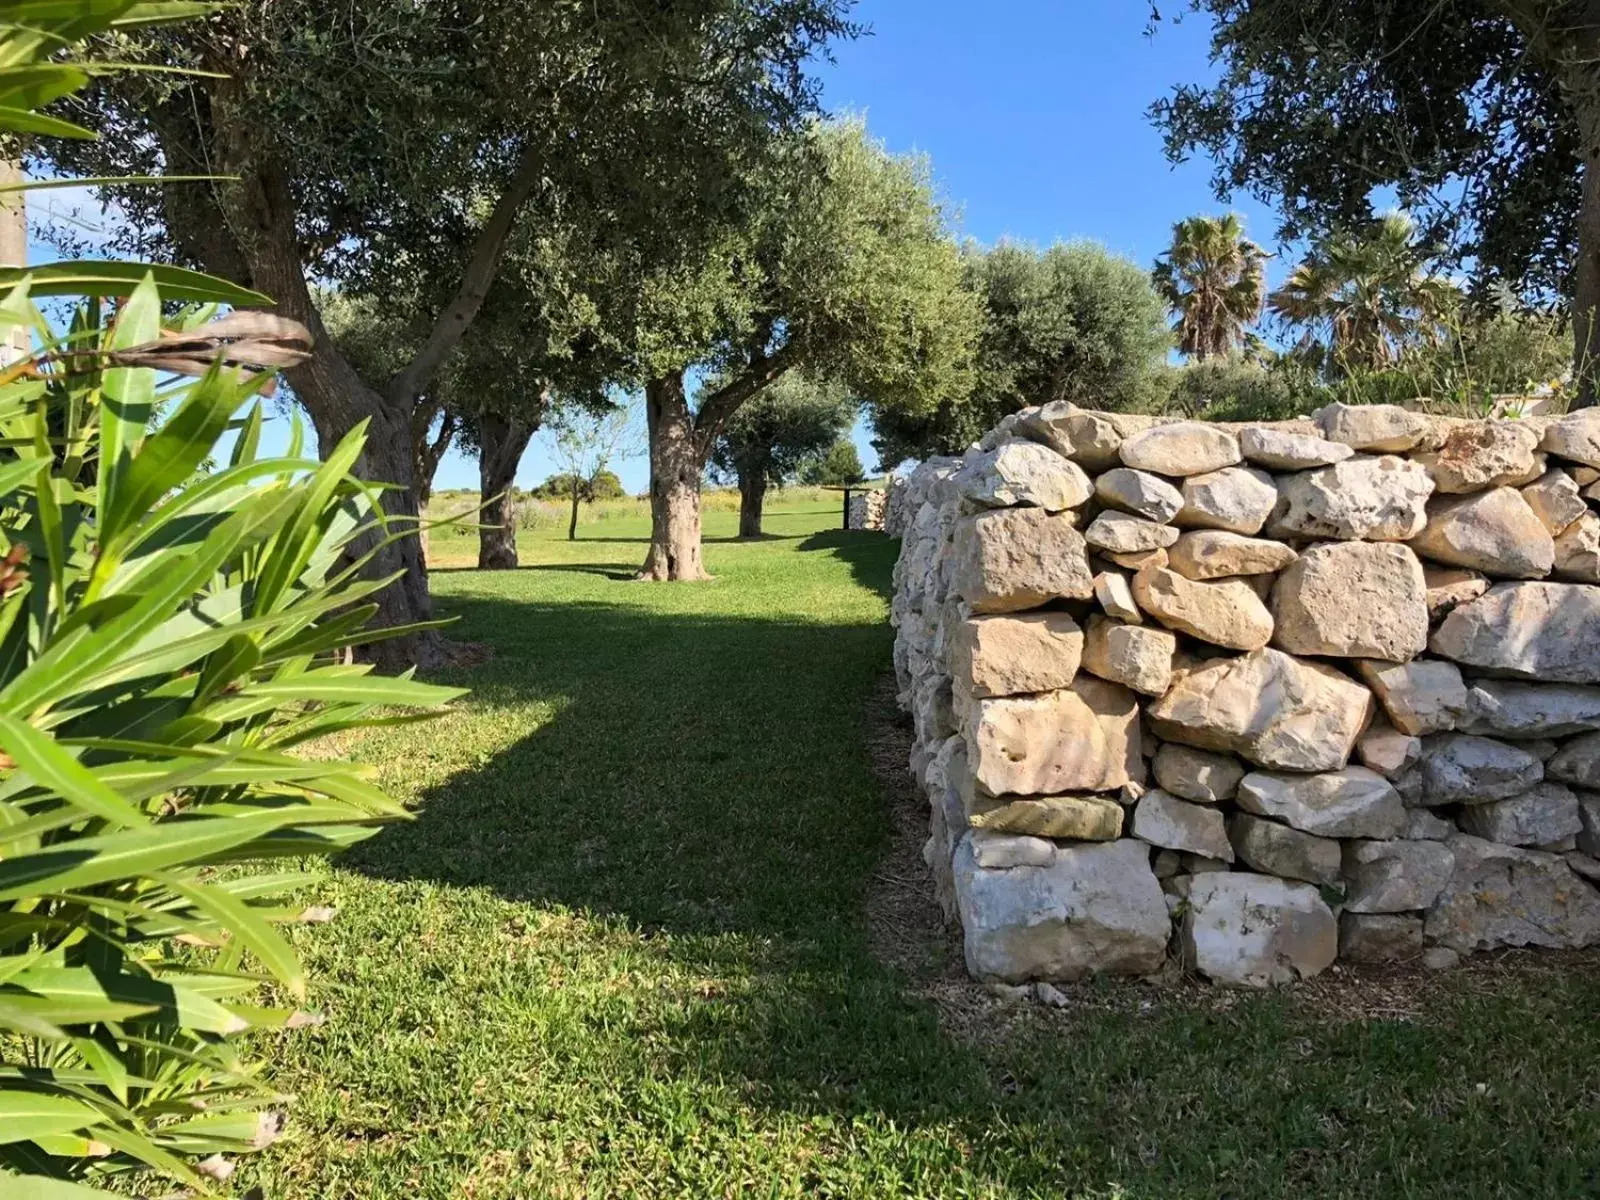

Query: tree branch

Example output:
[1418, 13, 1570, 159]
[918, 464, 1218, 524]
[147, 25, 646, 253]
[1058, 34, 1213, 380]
[692, 339, 803, 452]
[387, 146, 546, 407]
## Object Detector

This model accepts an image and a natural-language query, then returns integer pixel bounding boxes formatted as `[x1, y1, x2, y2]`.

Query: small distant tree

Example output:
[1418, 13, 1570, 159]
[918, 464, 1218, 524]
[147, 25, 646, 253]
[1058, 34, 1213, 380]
[1152, 213, 1267, 360]
[802, 439, 867, 487]
[710, 373, 854, 537]
[544, 400, 643, 540]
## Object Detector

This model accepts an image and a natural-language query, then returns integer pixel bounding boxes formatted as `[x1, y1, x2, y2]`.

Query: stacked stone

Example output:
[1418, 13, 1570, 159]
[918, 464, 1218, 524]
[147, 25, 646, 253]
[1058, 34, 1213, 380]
[846, 488, 888, 531]
[890, 400, 1600, 989]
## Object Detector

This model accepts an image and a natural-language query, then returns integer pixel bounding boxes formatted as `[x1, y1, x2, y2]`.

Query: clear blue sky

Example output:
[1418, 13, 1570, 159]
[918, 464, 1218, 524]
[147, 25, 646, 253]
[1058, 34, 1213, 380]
[39, 2, 1296, 493]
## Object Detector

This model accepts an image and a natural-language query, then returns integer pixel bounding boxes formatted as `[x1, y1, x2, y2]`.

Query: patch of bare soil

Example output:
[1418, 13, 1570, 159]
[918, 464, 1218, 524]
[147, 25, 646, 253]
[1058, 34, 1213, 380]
[861, 669, 1600, 1039]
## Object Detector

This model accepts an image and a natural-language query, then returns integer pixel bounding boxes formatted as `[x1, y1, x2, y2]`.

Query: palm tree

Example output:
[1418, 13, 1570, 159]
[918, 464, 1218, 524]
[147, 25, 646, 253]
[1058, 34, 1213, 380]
[1268, 212, 1459, 372]
[1152, 213, 1268, 360]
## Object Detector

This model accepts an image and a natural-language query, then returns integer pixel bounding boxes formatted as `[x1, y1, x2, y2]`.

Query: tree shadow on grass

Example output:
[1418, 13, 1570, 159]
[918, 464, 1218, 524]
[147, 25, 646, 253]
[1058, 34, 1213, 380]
[340, 537, 1600, 1198]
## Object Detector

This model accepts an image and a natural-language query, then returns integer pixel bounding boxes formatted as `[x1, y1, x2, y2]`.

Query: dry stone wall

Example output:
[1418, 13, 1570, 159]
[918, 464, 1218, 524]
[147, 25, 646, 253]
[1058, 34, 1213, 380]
[892, 400, 1600, 988]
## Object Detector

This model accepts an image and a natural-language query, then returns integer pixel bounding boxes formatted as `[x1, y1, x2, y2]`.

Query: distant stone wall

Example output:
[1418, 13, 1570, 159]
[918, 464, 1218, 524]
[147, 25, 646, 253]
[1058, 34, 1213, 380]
[846, 487, 888, 531]
[891, 400, 1600, 989]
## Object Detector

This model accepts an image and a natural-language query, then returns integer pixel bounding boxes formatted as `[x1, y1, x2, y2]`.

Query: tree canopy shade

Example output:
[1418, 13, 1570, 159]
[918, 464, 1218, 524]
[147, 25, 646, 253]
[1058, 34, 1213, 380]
[42, 0, 858, 660]
[1153, 213, 1266, 360]
[871, 240, 1170, 465]
[1148, 0, 1600, 401]
[710, 373, 854, 536]
[609, 118, 978, 580]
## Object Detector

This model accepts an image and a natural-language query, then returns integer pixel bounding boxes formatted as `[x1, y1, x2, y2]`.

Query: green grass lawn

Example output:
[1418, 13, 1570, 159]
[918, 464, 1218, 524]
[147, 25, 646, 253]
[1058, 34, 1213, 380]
[238, 500, 1600, 1199]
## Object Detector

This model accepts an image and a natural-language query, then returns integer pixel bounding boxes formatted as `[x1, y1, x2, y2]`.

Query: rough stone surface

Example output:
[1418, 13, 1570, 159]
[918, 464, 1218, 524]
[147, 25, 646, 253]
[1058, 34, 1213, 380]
[1236, 767, 1407, 839]
[1339, 913, 1424, 963]
[1168, 530, 1297, 580]
[1422, 566, 1489, 619]
[1521, 468, 1588, 535]
[949, 613, 1084, 700]
[1147, 648, 1373, 772]
[1118, 421, 1242, 476]
[1151, 744, 1244, 804]
[1422, 946, 1461, 970]
[1081, 614, 1175, 697]
[1018, 403, 1139, 471]
[1429, 421, 1542, 493]
[1553, 511, 1600, 583]
[1181, 872, 1338, 987]
[951, 507, 1096, 613]
[1430, 583, 1600, 682]
[1103, 547, 1168, 572]
[968, 795, 1125, 840]
[1271, 541, 1429, 662]
[956, 441, 1093, 512]
[1457, 782, 1583, 846]
[1582, 793, 1600, 856]
[1239, 426, 1354, 470]
[1419, 734, 1544, 807]
[966, 676, 1142, 796]
[1457, 680, 1600, 739]
[1269, 456, 1434, 541]
[1354, 658, 1468, 736]
[1228, 813, 1341, 885]
[1357, 722, 1422, 778]
[968, 829, 1056, 869]
[1094, 467, 1184, 522]
[1342, 838, 1455, 912]
[1092, 571, 1141, 622]
[1547, 731, 1600, 788]
[1131, 789, 1234, 861]
[1405, 808, 1456, 839]
[1316, 402, 1428, 453]
[954, 836, 1173, 982]
[1424, 835, 1600, 952]
[1084, 511, 1181, 554]
[1131, 566, 1274, 651]
[1408, 488, 1555, 578]
[1539, 407, 1600, 469]
[1175, 467, 1277, 535]
[1570, 851, 1600, 881]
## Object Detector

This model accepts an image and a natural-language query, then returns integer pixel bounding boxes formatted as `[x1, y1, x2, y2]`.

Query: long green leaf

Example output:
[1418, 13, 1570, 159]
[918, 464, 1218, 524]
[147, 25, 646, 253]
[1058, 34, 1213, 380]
[0, 1092, 105, 1145]
[0, 714, 148, 828]
[157, 873, 305, 1000]
[0, 262, 270, 306]
[96, 272, 160, 534]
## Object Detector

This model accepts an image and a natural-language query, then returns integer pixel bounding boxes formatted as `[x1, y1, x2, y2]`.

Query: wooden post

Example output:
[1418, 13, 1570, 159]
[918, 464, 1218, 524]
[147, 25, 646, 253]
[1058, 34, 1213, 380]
[841, 486, 852, 530]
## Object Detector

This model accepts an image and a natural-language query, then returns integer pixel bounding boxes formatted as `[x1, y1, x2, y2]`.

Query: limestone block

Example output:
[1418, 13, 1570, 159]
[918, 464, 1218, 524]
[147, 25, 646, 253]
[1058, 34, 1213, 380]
[1357, 721, 1422, 778]
[955, 441, 1093, 512]
[1457, 680, 1600, 739]
[1554, 511, 1600, 582]
[1269, 456, 1433, 541]
[1092, 571, 1141, 623]
[1118, 421, 1242, 476]
[1424, 835, 1600, 952]
[1315, 402, 1428, 452]
[1539, 407, 1600, 469]
[1238, 426, 1354, 470]
[968, 795, 1124, 840]
[1227, 812, 1341, 885]
[1167, 530, 1297, 580]
[966, 676, 1141, 796]
[1457, 782, 1583, 846]
[1342, 838, 1455, 912]
[1271, 541, 1428, 662]
[1547, 732, 1600, 788]
[951, 507, 1096, 613]
[968, 829, 1056, 869]
[1081, 614, 1175, 697]
[1422, 566, 1488, 619]
[1018, 402, 1151, 471]
[1084, 512, 1180, 554]
[1131, 565, 1274, 651]
[953, 835, 1171, 982]
[1175, 466, 1277, 535]
[1181, 872, 1337, 987]
[1353, 658, 1467, 736]
[1418, 733, 1544, 807]
[1094, 467, 1183, 522]
[1151, 743, 1244, 804]
[948, 612, 1084, 700]
[1408, 488, 1555, 578]
[1147, 648, 1373, 772]
[1130, 789, 1234, 861]
[1236, 767, 1407, 839]
[1430, 582, 1600, 682]
[1581, 793, 1600, 856]
[1339, 913, 1424, 963]
[1521, 468, 1588, 535]
[1103, 547, 1168, 572]
[1428, 420, 1541, 493]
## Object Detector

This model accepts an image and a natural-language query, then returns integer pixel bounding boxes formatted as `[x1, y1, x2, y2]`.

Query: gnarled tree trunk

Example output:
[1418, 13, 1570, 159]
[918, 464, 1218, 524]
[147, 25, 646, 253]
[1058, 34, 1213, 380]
[737, 468, 767, 539]
[477, 409, 537, 570]
[638, 373, 710, 581]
